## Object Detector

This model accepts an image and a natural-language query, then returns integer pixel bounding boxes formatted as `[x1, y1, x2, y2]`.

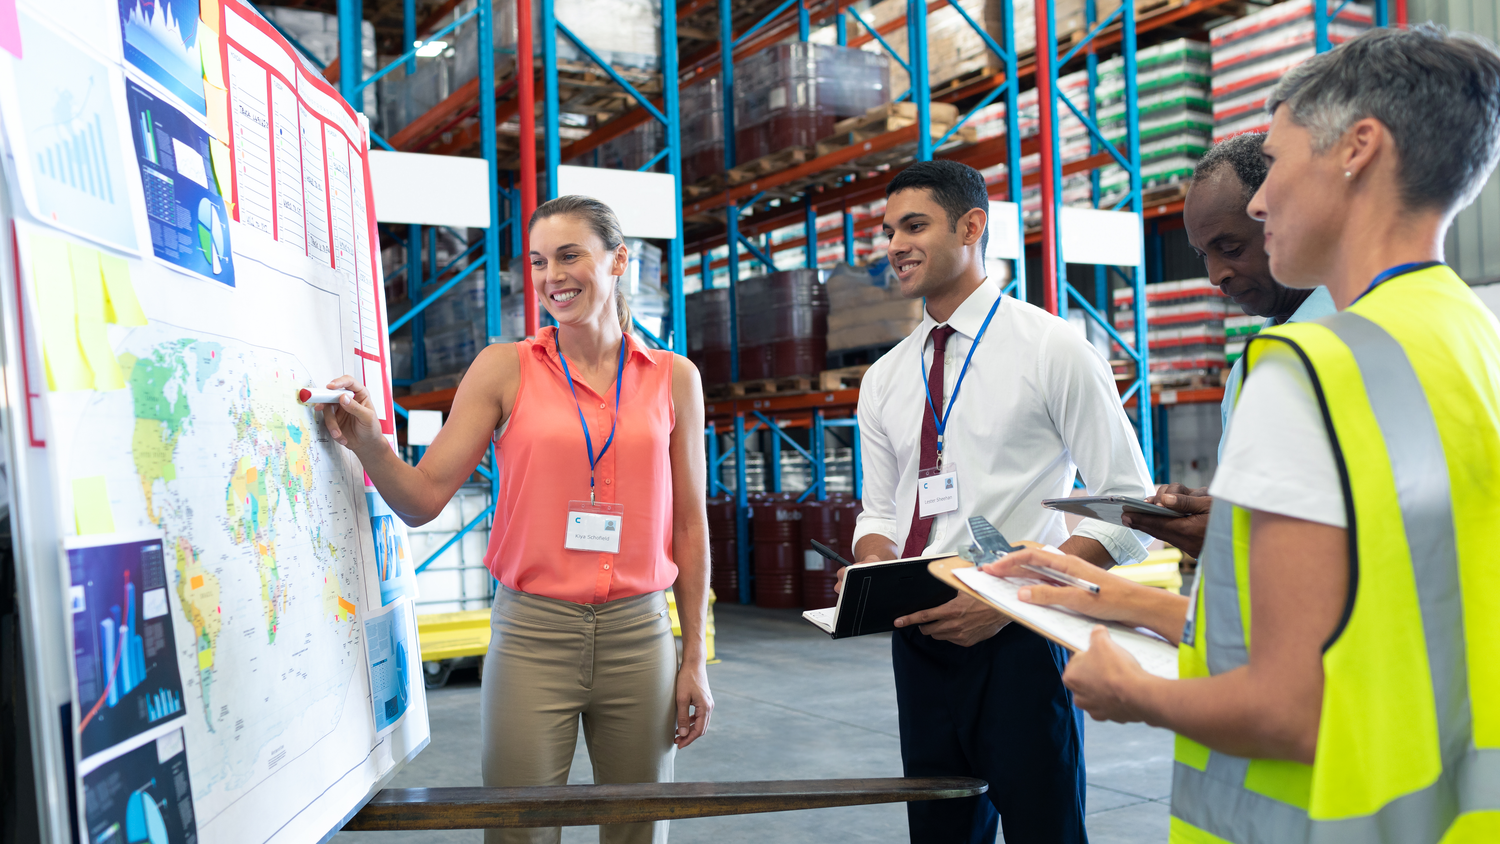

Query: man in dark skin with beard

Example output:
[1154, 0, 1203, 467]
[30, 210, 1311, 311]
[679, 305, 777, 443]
[1122, 132, 1335, 556]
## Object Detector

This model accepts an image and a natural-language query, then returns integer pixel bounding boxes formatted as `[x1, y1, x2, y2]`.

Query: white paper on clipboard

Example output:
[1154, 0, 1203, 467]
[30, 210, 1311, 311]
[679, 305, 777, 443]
[954, 566, 1180, 679]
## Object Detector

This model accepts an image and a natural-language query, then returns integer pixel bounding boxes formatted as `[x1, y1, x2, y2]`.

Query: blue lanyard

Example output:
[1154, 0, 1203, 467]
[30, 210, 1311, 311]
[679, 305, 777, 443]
[556, 334, 627, 503]
[919, 293, 1003, 461]
[1353, 261, 1444, 304]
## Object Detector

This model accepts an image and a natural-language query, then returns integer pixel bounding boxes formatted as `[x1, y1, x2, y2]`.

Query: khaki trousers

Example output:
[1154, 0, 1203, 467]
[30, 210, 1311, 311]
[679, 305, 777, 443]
[480, 585, 677, 844]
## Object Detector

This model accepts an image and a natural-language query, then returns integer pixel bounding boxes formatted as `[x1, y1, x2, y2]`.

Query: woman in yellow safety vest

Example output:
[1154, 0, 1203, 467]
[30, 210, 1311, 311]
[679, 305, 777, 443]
[986, 24, 1500, 844]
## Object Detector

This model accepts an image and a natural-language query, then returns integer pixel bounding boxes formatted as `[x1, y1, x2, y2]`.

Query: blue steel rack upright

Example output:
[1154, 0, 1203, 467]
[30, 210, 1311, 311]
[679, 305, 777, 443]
[337, 0, 509, 576]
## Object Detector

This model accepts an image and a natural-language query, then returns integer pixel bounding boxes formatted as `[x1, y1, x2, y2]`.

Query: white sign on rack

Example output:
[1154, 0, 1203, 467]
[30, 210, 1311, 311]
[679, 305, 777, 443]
[986, 201, 1022, 261]
[1059, 206, 1144, 267]
[556, 164, 679, 239]
[369, 150, 492, 228]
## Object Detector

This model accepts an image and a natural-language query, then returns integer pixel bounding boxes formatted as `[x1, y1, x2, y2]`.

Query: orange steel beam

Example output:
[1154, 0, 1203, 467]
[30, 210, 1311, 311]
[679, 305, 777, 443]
[388, 77, 482, 149]
[682, 136, 1121, 256]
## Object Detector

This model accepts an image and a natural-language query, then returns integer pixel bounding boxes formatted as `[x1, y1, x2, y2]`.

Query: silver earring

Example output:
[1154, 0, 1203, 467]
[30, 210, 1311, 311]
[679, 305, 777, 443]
[1345, 171, 1353, 179]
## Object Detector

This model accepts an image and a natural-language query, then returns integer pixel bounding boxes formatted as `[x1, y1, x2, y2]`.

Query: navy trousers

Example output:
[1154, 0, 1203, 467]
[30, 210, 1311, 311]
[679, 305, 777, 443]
[892, 622, 1088, 844]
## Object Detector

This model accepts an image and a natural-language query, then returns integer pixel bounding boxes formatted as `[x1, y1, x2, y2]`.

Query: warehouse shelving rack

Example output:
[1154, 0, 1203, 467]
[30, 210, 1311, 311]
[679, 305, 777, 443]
[335, 0, 509, 576]
[679, 0, 1233, 600]
[337, 0, 1401, 601]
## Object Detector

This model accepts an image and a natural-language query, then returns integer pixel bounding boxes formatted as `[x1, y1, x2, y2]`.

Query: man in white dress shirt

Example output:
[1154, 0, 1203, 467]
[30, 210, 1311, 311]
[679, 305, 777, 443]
[847, 160, 1154, 843]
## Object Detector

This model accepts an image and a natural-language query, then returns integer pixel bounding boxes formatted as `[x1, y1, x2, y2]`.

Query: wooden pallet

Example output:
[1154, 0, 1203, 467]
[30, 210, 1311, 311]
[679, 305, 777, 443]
[684, 174, 725, 200]
[705, 376, 815, 400]
[817, 365, 871, 392]
[814, 105, 977, 159]
[555, 61, 663, 124]
[726, 147, 815, 186]
[1142, 180, 1190, 207]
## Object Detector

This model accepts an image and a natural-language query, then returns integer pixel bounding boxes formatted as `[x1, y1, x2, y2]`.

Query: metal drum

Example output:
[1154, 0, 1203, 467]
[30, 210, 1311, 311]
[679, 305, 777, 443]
[799, 499, 842, 610]
[706, 494, 739, 599]
[751, 492, 802, 608]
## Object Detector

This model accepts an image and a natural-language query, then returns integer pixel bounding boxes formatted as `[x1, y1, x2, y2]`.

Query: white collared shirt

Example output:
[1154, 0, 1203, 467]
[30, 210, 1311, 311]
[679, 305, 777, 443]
[853, 278, 1154, 564]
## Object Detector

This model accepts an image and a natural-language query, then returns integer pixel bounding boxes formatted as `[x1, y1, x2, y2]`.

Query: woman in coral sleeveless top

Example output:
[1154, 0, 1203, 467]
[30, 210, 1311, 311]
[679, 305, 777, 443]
[320, 196, 712, 844]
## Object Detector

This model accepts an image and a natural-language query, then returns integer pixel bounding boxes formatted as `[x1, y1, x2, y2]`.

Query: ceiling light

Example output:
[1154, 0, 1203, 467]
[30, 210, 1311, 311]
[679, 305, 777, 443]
[414, 39, 447, 58]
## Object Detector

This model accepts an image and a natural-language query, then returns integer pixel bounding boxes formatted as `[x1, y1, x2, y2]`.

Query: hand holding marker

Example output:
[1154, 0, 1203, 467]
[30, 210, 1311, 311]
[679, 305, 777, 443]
[298, 388, 353, 406]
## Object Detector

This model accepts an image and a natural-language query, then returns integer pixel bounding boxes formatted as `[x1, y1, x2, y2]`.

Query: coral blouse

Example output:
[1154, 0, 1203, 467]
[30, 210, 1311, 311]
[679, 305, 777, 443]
[484, 327, 678, 604]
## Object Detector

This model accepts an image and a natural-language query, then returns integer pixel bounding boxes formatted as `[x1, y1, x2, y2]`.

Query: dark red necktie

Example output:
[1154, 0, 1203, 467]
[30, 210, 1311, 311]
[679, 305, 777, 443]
[902, 325, 956, 558]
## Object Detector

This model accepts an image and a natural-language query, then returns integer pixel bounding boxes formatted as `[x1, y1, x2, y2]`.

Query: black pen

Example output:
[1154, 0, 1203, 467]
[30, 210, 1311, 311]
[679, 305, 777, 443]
[810, 539, 855, 569]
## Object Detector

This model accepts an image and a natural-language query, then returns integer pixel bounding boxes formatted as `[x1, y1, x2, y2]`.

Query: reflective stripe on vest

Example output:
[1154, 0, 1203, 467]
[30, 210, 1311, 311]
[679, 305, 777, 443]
[1170, 305, 1500, 843]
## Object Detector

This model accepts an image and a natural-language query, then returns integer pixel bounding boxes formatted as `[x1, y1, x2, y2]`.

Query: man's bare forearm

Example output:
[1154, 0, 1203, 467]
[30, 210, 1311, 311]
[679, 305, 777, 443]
[1059, 535, 1116, 569]
[855, 534, 900, 562]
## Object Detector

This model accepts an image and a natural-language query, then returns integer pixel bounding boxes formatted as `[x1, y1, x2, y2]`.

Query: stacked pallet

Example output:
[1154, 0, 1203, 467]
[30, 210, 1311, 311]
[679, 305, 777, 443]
[1210, 0, 1373, 142]
[1098, 39, 1212, 205]
[1113, 278, 1237, 388]
[826, 264, 923, 356]
[733, 42, 891, 167]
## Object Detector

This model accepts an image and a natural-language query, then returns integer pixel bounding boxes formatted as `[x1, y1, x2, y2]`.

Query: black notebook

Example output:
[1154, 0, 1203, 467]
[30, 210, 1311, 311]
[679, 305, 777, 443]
[801, 554, 957, 639]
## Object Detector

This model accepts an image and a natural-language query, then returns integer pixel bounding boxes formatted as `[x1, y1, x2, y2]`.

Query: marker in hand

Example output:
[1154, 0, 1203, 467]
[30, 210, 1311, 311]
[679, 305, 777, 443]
[298, 388, 353, 406]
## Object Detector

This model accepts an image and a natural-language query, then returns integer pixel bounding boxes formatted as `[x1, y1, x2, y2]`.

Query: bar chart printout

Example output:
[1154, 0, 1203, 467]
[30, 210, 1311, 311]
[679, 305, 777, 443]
[0, 9, 139, 252]
[69, 535, 188, 762]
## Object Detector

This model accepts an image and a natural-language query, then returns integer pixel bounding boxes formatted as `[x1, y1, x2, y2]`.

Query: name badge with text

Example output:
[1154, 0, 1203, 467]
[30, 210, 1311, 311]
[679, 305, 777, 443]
[565, 501, 625, 554]
[918, 468, 959, 518]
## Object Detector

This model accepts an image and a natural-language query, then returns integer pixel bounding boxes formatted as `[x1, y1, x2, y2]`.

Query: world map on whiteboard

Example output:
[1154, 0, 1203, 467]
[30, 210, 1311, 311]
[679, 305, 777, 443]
[69, 323, 366, 806]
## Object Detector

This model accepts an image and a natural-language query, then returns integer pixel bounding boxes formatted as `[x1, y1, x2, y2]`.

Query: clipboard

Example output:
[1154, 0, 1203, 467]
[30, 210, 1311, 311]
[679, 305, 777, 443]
[927, 558, 1180, 679]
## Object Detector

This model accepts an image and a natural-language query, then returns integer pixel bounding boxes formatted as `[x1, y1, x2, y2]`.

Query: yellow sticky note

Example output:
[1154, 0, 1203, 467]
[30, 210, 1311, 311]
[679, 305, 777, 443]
[29, 235, 91, 391]
[200, 27, 226, 90]
[99, 253, 146, 326]
[209, 138, 233, 201]
[205, 84, 230, 142]
[200, 0, 220, 34]
[69, 243, 124, 391]
[72, 476, 116, 535]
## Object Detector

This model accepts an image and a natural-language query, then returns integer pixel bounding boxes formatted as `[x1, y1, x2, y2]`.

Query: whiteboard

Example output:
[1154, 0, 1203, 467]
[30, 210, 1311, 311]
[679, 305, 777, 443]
[0, 1, 430, 841]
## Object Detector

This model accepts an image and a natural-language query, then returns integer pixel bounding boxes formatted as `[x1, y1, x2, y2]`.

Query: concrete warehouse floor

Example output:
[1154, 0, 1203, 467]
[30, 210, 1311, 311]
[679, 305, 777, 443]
[334, 604, 1174, 844]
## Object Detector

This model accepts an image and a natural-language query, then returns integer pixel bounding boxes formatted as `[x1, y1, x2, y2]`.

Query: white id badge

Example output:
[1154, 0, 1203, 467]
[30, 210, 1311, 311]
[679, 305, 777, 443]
[565, 501, 625, 553]
[917, 466, 959, 518]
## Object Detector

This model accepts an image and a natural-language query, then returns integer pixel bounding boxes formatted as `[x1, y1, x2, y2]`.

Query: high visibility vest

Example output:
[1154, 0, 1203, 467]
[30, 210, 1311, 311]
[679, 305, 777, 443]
[1169, 264, 1500, 844]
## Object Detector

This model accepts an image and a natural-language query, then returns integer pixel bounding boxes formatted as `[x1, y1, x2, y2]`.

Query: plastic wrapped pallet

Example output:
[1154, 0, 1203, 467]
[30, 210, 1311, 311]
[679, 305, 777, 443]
[863, 0, 1018, 96]
[734, 43, 889, 165]
[496, 0, 662, 71]
[861, 0, 1163, 94]
[568, 121, 664, 171]
[1113, 278, 1237, 387]
[681, 77, 724, 185]
[622, 238, 667, 341]
[685, 287, 734, 385]
[825, 264, 923, 353]
[1210, 0, 1372, 141]
[735, 270, 830, 379]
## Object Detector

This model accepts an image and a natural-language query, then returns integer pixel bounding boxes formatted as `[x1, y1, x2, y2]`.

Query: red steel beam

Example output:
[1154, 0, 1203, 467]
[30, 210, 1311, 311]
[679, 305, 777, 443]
[1033, 4, 1059, 314]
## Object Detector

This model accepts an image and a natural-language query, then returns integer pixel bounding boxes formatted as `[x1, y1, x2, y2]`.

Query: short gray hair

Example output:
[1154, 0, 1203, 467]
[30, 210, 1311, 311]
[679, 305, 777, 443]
[1266, 25, 1500, 213]
[1192, 132, 1268, 203]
